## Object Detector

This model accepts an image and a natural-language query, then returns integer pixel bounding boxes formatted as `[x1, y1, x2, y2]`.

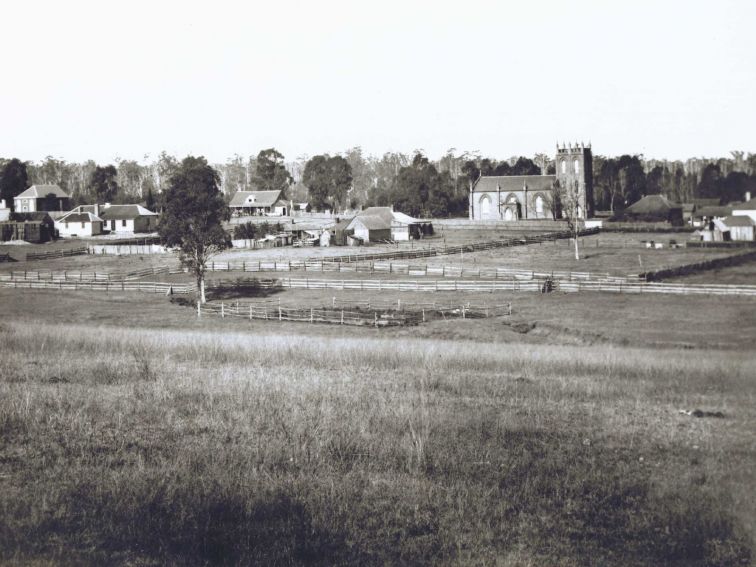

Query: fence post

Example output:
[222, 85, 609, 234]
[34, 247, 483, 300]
[340, 309, 344, 324]
[398, 298, 401, 311]
[374, 312, 377, 327]
[310, 308, 314, 323]
[221, 302, 225, 318]
[332, 296, 336, 308]
[462, 305, 465, 319]
[197, 301, 201, 318]
[422, 309, 425, 322]
[249, 305, 253, 320]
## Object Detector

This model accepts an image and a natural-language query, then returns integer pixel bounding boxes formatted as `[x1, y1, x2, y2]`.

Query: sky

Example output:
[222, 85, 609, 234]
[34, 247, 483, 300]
[1, 0, 754, 165]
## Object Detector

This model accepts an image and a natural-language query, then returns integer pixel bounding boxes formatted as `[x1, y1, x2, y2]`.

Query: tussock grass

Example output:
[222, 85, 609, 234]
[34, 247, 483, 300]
[0, 322, 753, 566]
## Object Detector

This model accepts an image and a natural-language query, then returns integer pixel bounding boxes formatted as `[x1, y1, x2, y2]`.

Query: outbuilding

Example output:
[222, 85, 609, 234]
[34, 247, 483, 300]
[55, 211, 104, 237]
[721, 215, 755, 241]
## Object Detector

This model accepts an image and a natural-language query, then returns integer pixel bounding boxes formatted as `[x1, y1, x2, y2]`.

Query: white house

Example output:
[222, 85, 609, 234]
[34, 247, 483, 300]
[55, 211, 104, 237]
[98, 204, 159, 233]
[229, 190, 286, 216]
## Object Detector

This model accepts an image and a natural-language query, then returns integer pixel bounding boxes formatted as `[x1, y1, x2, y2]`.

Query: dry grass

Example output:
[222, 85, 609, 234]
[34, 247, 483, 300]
[0, 320, 754, 566]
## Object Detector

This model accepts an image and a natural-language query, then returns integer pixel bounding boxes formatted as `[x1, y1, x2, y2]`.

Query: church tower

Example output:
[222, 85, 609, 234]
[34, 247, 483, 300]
[555, 142, 594, 219]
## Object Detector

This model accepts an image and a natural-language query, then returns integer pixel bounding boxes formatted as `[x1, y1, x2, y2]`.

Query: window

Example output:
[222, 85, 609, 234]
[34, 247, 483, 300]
[535, 195, 544, 215]
[81, 222, 85, 228]
[574, 159, 580, 174]
[65, 222, 69, 229]
[122, 220, 127, 227]
[561, 160, 566, 174]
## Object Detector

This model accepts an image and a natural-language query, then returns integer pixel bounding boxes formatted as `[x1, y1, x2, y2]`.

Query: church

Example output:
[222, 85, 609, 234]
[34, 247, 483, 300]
[469, 142, 594, 221]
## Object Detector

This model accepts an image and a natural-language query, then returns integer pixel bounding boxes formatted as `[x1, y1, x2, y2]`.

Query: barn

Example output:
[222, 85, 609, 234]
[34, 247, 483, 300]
[346, 207, 432, 243]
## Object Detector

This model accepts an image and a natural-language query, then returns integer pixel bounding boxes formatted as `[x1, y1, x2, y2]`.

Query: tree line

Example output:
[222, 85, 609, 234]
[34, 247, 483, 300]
[2, 148, 756, 216]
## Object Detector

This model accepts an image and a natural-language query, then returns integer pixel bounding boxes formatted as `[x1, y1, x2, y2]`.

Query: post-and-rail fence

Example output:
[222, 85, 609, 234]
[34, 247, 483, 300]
[197, 299, 513, 327]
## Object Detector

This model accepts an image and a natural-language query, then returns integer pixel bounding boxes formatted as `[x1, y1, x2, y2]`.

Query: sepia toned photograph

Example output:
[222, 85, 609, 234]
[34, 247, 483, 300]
[1, 0, 754, 565]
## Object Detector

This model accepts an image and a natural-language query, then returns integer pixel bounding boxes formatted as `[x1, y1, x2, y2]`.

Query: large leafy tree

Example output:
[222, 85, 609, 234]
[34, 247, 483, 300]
[390, 153, 462, 217]
[88, 165, 119, 203]
[0, 158, 29, 210]
[302, 155, 353, 211]
[254, 148, 292, 195]
[158, 156, 230, 303]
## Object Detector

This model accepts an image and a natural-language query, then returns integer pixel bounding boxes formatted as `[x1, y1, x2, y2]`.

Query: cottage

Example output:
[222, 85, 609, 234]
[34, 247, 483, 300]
[55, 211, 104, 238]
[93, 204, 158, 234]
[13, 185, 71, 213]
[721, 215, 755, 241]
[624, 195, 683, 225]
[229, 190, 287, 216]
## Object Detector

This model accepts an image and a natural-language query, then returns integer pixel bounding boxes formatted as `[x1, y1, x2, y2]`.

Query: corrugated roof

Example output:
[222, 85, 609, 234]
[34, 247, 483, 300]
[98, 204, 157, 220]
[696, 205, 731, 218]
[229, 190, 282, 208]
[472, 175, 556, 194]
[721, 215, 755, 227]
[15, 184, 70, 199]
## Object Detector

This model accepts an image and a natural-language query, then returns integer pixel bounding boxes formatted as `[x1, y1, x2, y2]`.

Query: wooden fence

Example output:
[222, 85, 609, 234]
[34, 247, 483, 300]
[88, 244, 170, 255]
[0, 279, 193, 294]
[0, 265, 180, 283]
[25, 246, 88, 261]
[198, 299, 512, 326]
[310, 229, 600, 263]
[201, 258, 640, 283]
[205, 276, 756, 297]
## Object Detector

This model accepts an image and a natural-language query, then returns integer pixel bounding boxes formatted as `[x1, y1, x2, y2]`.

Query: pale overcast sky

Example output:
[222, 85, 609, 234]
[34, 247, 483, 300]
[1, 0, 754, 164]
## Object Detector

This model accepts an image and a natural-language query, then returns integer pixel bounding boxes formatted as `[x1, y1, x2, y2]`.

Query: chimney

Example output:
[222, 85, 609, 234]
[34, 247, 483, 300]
[94, 203, 100, 217]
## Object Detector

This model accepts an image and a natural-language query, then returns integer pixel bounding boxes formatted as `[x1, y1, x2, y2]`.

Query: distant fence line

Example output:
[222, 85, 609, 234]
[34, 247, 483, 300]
[0, 279, 192, 294]
[310, 229, 600, 263]
[198, 299, 512, 327]
[206, 276, 756, 297]
[25, 246, 88, 261]
[641, 250, 756, 282]
[0, 265, 181, 283]
[201, 258, 641, 283]
[88, 244, 170, 255]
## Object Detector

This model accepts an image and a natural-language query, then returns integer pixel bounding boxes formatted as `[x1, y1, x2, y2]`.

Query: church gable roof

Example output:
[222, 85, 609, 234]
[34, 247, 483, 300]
[472, 175, 556, 194]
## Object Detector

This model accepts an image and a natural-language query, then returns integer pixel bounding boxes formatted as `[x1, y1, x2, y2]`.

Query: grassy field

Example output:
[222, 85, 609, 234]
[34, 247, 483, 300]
[1, 229, 754, 565]
[0, 310, 753, 566]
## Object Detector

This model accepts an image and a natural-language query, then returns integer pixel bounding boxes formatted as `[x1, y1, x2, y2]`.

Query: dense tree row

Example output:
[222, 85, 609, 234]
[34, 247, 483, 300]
[2, 149, 756, 215]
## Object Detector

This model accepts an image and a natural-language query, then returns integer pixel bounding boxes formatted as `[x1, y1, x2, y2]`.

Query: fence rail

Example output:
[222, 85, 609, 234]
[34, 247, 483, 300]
[198, 299, 512, 326]
[310, 228, 600, 263]
[25, 246, 88, 261]
[201, 258, 641, 283]
[0, 265, 181, 283]
[0, 279, 193, 294]
[206, 276, 756, 297]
